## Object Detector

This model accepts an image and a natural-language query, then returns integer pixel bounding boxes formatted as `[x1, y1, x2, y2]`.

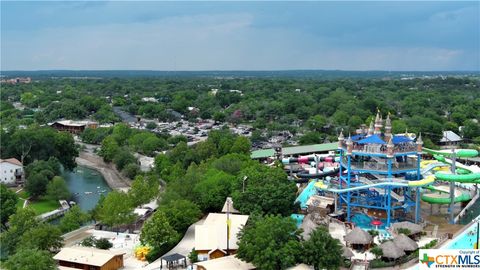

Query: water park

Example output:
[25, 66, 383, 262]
[282, 112, 480, 268]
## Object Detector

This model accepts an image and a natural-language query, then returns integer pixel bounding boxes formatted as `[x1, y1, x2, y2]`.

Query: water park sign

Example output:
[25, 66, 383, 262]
[419, 249, 480, 269]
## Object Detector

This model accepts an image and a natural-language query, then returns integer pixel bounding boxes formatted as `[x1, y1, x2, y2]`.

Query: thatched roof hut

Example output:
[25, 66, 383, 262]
[342, 245, 354, 259]
[344, 227, 373, 245]
[393, 234, 418, 252]
[379, 241, 405, 259]
[391, 221, 422, 235]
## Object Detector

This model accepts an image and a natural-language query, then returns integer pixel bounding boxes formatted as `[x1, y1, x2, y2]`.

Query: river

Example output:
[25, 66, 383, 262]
[62, 165, 112, 211]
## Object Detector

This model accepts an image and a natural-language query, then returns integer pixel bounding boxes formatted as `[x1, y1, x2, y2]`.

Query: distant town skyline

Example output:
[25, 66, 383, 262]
[1, 1, 479, 71]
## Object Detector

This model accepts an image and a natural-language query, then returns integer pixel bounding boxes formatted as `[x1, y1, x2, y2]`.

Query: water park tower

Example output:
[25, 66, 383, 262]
[335, 113, 426, 227]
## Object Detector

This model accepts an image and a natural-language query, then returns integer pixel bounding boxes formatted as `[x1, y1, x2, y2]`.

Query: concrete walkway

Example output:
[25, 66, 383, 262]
[145, 218, 205, 270]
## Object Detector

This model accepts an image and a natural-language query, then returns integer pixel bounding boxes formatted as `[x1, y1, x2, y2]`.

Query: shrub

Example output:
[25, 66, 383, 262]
[95, 238, 113, 250]
[397, 228, 411, 235]
[80, 236, 96, 247]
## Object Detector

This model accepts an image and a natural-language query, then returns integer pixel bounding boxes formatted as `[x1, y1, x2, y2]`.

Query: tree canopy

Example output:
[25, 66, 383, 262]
[237, 215, 302, 270]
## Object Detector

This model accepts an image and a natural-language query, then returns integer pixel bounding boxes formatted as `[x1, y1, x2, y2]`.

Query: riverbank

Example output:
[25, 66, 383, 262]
[76, 151, 130, 191]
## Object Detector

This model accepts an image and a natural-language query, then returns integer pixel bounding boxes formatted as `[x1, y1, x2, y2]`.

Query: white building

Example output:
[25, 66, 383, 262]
[0, 158, 23, 185]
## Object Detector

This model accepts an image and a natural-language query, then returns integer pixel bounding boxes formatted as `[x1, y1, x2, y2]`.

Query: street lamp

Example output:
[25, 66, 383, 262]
[242, 176, 248, 193]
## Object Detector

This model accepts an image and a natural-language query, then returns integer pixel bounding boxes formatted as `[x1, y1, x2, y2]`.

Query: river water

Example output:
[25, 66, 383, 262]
[62, 165, 112, 211]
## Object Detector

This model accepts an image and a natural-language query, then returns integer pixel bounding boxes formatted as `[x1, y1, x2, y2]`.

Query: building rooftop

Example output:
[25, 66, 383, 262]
[53, 247, 124, 267]
[440, 130, 462, 143]
[251, 142, 338, 159]
[195, 213, 249, 251]
[49, 120, 97, 127]
[0, 158, 22, 166]
[195, 255, 254, 270]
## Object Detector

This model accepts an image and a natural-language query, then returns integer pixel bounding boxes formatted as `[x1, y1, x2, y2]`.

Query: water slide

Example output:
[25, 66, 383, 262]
[282, 155, 335, 164]
[421, 148, 480, 204]
[421, 161, 448, 175]
[315, 175, 435, 194]
[421, 185, 472, 204]
[296, 167, 340, 179]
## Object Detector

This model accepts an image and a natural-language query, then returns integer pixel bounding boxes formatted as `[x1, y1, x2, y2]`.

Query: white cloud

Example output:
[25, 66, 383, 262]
[1, 11, 477, 71]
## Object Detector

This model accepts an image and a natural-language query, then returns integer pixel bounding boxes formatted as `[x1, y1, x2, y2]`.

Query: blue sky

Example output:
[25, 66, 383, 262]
[1, 1, 479, 71]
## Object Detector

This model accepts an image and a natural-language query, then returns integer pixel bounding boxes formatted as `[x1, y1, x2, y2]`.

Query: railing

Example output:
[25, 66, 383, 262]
[342, 143, 417, 155]
[343, 159, 418, 172]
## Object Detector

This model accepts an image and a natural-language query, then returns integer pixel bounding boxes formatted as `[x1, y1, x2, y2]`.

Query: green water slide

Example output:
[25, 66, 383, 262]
[421, 185, 472, 204]
[421, 148, 480, 204]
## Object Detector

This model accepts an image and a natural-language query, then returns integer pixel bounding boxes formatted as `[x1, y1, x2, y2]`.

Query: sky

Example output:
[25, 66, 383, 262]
[1, 1, 479, 71]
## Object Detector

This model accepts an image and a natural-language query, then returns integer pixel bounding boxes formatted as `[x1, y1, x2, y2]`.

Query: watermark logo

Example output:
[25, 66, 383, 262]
[419, 249, 480, 269]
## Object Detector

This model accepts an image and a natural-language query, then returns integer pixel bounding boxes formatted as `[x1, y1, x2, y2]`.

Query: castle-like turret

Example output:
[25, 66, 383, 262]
[384, 113, 392, 142]
[374, 111, 383, 135]
[367, 120, 374, 136]
[338, 130, 345, 149]
[346, 134, 353, 155]
[386, 137, 394, 158]
[416, 133, 423, 153]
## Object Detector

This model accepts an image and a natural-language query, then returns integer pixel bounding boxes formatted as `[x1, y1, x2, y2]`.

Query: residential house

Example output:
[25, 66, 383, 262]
[0, 158, 23, 185]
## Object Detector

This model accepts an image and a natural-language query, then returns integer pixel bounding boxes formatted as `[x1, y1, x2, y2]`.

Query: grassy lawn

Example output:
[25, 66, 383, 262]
[16, 199, 25, 210]
[28, 198, 60, 215]
[17, 191, 29, 200]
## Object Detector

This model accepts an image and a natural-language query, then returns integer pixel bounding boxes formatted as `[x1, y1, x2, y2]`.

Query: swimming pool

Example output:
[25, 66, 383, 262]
[295, 181, 317, 209]
[291, 214, 305, 228]
[351, 213, 388, 230]
[445, 218, 479, 249]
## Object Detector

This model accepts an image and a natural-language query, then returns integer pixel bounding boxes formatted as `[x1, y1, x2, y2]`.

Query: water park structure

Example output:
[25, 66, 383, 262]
[284, 112, 479, 230]
[274, 112, 480, 267]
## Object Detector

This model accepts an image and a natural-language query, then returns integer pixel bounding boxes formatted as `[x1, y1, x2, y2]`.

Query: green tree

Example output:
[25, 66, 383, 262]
[98, 191, 136, 228]
[95, 238, 113, 250]
[0, 184, 19, 227]
[113, 148, 136, 171]
[307, 115, 327, 132]
[370, 246, 383, 259]
[140, 211, 179, 249]
[188, 248, 199, 265]
[46, 176, 70, 201]
[122, 163, 140, 179]
[54, 131, 78, 170]
[59, 205, 90, 233]
[237, 215, 302, 270]
[0, 208, 38, 256]
[301, 226, 343, 270]
[232, 164, 297, 216]
[146, 122, 157, 130]
[19, 223, 63, 252]
[128, 175, 159, 207]
[213, 111, 226, 122]
[25, 173, 49, 199]
[99, 135, 119, 162]
[299, 131, 324, 145]
[392, 119, 408, 134]
[4, 249, 55, 270]
[230, 136, 252, 154]
[159, 200, 201, 233]
[194, 170, 234, 212]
